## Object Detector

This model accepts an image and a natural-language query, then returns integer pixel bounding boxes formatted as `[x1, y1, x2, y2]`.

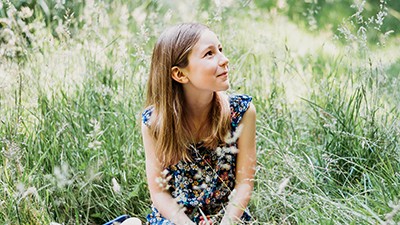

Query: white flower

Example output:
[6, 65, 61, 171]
[54, 162, 72, 188]
[132, 6, 146, 25]
[228, 189, 237, 201]
[224, 124, 243, 144]
[194, 171, 202, 179]
[155, 177, 162, 184]
[50, 222, 63, 225]
[54, 0, 65, 10]
[224, 146, 238, 154]
[220, 164, 231, 170]
[87, 119, 103, 150]
[155, 175, 171, 190]
[112, 178, 121, 193]
[161, 169, 169, 177]
[21, 187, 38, 200]
[216, 147, 223, 156]
[88, 140, 102, 150]
[16, 182, 25, 196]
[277, 177, 291, 195]
[193, 185, 201, 190]
[19, 7, 33, 19]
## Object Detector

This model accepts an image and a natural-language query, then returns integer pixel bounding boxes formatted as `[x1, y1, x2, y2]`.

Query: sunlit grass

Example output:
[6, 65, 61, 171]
[1, 1, 399, 224]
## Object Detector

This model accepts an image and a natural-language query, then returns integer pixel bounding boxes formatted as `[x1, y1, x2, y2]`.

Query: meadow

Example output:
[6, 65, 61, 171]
[1, 0, 399, 224]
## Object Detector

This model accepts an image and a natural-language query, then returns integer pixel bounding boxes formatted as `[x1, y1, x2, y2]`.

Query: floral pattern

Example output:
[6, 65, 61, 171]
[142, 94, 253, 224]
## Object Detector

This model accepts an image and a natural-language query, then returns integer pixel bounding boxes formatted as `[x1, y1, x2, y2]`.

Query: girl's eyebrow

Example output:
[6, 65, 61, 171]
[198, 45, 213, 55]
[202, 45, 214, 51]
[200, 44, 222, 53]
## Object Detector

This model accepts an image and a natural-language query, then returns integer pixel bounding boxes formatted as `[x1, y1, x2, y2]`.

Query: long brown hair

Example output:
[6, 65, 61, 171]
[145, 23, 231, 168]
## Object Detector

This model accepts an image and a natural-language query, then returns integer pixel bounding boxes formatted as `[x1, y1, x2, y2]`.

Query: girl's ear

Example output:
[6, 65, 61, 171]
[171, 66, 189, 84]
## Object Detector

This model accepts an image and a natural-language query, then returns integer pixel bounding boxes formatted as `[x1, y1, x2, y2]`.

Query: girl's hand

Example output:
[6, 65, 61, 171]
[199, 216, 213, 225]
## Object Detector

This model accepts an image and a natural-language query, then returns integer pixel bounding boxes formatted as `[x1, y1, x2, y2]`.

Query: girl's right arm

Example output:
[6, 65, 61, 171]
[141, 123, 195, 225]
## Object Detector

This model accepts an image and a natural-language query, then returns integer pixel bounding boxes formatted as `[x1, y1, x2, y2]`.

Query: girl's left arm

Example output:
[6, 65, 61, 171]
[220, 102, 257, 225]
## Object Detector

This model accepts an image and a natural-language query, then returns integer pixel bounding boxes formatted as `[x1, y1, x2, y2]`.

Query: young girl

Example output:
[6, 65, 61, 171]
[125, 23, 256, 225]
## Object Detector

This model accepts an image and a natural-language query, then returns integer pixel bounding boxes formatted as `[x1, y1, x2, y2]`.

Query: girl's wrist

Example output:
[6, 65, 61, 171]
[221, 215, 240, 225]
[175, 218, 195, 225]
[181, 220, 195, 225]
[220, 217, 231, 225]
[172, 212, 195, 225]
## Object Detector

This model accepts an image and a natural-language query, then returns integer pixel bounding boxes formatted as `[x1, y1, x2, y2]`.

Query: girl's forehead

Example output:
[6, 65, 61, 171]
[194, 29, 221, 49]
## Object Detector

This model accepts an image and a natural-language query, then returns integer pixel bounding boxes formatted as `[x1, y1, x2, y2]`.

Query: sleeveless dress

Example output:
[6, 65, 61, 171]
[142, 94, 253, 224]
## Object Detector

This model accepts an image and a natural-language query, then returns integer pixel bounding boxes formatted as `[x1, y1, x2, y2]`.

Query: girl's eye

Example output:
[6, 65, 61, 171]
[205, 51, 213, 57]
[219, 48, 223, 52]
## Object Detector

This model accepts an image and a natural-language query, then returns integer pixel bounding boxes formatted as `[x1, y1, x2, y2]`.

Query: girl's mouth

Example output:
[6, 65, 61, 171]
[217, 71, 228, 77]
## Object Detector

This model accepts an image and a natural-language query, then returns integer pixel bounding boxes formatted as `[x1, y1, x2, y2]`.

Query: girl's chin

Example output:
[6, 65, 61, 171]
[220, 83, 230, 91]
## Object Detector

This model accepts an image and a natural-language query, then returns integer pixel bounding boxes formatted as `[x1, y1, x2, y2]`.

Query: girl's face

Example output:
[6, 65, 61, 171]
[181, 29, 230, 93]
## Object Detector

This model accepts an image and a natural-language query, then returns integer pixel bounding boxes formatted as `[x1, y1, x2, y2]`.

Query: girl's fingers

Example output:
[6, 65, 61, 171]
[199, 215, 213, 225]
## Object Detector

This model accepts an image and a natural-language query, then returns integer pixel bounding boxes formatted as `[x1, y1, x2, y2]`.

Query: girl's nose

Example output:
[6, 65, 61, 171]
[218, 53, 229, 67]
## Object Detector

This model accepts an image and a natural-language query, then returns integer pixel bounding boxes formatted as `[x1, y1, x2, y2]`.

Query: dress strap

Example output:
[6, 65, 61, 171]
[142, 106, 154, 127]
[229, 94, 253, 131]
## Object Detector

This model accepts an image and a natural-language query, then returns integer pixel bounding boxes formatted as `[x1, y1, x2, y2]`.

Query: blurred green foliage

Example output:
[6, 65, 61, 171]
[2, 0, 399, 48]
[1, 0, 399, 224]
[5, 0, 84, 19]
[254, 0, 399, 42]
[3, 0, 84, 31]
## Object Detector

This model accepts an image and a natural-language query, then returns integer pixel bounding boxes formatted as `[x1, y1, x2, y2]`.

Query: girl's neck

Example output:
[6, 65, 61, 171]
[184, 92, 215, 143]
[184, 91, 214, 119]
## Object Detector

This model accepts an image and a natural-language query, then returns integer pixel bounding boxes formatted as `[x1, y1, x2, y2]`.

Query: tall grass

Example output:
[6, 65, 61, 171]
[1, 0, 399, 224]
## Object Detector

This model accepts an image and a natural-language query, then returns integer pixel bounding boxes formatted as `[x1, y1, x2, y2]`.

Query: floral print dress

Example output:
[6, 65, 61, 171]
[142, 94, 253, 224]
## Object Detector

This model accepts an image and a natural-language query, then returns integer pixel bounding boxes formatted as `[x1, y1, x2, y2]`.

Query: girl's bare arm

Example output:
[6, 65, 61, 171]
[142, 123, 195, 225]
[221, 102, 257, 224]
